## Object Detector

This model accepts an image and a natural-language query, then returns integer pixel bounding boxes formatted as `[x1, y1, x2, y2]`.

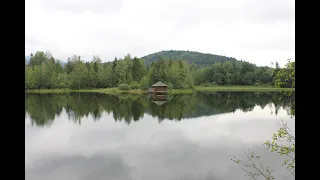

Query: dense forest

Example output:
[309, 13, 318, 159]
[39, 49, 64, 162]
[25, 50, 295, 90]
[141, 50, 240, 67]
[25, 92, 295, 126]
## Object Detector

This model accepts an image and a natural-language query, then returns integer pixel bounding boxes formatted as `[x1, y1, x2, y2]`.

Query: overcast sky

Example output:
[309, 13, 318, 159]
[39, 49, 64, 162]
[25, 0, 294, 67]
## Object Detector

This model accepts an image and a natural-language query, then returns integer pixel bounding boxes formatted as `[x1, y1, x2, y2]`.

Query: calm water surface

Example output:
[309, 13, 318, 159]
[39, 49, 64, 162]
[25, 91, 295, 180]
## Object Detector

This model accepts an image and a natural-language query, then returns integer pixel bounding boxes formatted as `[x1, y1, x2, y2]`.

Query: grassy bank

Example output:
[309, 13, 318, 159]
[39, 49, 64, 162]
[195, 86, 295, 92]
[25, 86, 294, 94]
[168, 89, 194, 94]
[25, 88, 147, 94]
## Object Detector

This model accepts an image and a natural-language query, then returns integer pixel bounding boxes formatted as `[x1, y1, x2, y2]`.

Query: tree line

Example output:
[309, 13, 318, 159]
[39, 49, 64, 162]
[25, 51, 295, 90]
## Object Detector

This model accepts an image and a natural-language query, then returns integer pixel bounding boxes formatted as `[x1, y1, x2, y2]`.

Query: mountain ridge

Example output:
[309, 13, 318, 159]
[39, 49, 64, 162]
[140, 50, 250, 67]
[26, 50, 260, 67]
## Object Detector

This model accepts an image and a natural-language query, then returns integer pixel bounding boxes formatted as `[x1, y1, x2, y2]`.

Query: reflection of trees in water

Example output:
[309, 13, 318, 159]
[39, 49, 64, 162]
[25, 91, 295, 126]
[149, 94, 197, 122]
[192, 92, 277, 116]
[25, 94, 64, 126]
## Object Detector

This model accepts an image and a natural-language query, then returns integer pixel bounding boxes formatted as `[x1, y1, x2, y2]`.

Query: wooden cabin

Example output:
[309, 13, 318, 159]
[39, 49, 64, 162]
[149, 94, 168, 101]
[148, 81, 169, 94]
[148, 94, 168, 106]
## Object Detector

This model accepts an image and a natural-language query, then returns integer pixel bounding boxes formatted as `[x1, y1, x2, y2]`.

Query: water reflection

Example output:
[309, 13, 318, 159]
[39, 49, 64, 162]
[25, 91, 295, 180]
[25, 91, 294, 126]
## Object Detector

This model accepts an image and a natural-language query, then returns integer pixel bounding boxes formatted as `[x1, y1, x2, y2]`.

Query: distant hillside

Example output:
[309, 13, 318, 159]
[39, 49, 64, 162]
[25, 56, 66, 66]
[141, 50, 242, 67]
[25, 56, 31, 61]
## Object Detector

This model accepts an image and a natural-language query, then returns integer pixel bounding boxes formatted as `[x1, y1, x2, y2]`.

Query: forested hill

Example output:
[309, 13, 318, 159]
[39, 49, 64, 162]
[141, 50, 241, 67]
[26, 50, 246, 67]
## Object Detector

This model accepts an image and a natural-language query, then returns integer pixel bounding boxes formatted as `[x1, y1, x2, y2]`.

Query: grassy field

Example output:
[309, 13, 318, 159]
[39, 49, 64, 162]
[25, 86, 294, 94]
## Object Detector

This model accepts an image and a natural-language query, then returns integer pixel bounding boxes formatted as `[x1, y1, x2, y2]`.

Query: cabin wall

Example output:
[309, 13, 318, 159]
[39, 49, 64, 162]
[153, 87, 168, 92]
[149, 94, 167, 100]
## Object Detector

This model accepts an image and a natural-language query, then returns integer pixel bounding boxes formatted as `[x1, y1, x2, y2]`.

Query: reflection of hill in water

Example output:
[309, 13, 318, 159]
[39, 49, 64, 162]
[25, 91, 295, 126]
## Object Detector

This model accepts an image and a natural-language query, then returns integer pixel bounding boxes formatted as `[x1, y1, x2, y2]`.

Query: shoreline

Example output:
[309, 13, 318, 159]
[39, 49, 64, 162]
[195, 86, 295, 92]
[25, 86, 295, 94]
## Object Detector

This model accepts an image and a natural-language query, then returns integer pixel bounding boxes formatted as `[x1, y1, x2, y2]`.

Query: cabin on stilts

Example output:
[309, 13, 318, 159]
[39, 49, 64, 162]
[148, 81, 169, 94]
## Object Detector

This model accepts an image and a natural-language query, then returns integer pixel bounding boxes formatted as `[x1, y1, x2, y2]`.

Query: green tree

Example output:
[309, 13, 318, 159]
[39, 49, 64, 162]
[40, 63, 50, 88]
[132, 57, 146, 82]
[114, 60, 128, 85]
[33, 65, 42, 89]
[88, 64, 97, 88]
[92, 55, 101, 73]
[225, 73, 232, 85]
[70, 60, 88, 89]
[139, 75, 149, 89]
[26, 66, 35, 89]
[272, 61, 281, 85]
[274, 60, 295, 88]
[57, 73, 69, 88]
[51, 71, 58, 88]
[55, 60, 64, 74]
[243, 72, 255, 85]
[29, 51, 47, 67]
[65, 55, 79, 74]
[231, 71, 241, 85]
[104, 65, 113, 87]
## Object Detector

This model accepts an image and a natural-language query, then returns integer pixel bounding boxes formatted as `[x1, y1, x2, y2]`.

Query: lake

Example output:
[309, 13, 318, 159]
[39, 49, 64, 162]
[25, 91, 295, 180]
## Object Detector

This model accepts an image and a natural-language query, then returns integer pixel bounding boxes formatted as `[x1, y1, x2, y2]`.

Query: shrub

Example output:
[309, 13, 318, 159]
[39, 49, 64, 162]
[211, 81, 217, 86]
[167, 82, 174, 89]
[118, 83, 131, 90]
[59, 82, 67, 88]
[130, 81, 140, 89]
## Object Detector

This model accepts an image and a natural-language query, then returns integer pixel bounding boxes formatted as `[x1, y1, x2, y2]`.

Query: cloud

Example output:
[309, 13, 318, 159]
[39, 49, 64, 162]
[26, 154, 132, 180]
[44, 0, 124, 14]
[241, 0, 295, 24]
[25, 104, 294, 180]
[25, 0, 294, 66]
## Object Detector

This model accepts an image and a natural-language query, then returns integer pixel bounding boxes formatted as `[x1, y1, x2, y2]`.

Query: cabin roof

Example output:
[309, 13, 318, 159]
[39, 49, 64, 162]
[152, 101, 167, 106]
[151, 81, 168, 87]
